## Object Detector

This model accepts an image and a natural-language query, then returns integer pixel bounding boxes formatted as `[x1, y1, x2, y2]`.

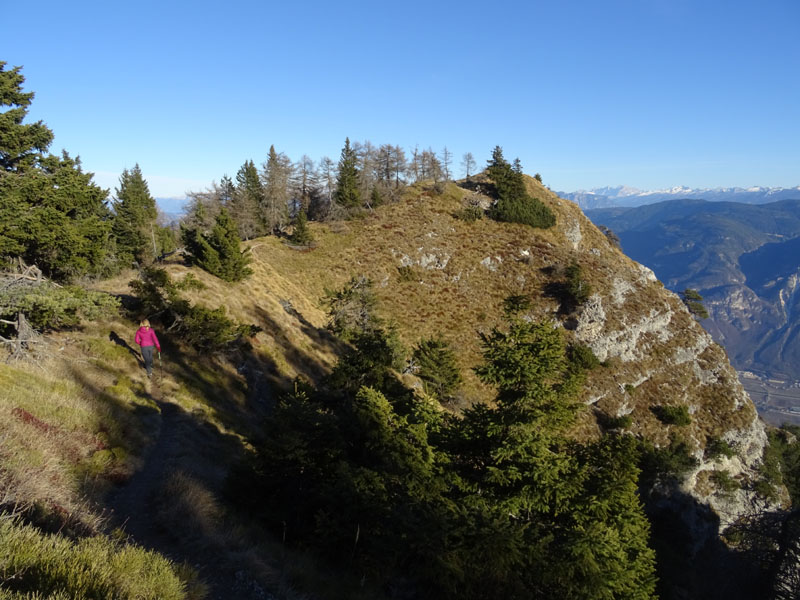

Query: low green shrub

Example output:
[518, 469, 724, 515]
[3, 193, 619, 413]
[711, 470, 739, 494]
[705, 436, 736, 460]
[654, 405, 692, 426]
[567, 343, 600, 371]
[639, 440, 699, 484]
[453, 206, 483, 222]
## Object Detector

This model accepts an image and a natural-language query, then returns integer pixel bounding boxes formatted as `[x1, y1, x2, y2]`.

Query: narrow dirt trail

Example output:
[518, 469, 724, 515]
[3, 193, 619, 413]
[105, 376, 277, 600]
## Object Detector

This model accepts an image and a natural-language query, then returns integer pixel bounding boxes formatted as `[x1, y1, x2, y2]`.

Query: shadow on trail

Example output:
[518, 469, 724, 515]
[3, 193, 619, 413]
[68, 332, 301, 599]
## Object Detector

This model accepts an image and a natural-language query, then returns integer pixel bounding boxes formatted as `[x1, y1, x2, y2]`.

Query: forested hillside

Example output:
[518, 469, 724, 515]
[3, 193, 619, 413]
[3, 61, 800, 600]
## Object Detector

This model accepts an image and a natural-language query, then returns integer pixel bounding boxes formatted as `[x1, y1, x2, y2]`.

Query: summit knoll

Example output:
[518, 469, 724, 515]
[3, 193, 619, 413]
[0, 175, 784, 599]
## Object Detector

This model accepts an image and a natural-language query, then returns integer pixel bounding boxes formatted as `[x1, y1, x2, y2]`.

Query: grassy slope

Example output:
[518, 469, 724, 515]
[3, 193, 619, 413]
[0, 176, 759, 597]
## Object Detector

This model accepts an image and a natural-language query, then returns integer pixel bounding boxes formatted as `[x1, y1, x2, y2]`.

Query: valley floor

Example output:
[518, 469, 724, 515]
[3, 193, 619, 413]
[740, 373, 800, 426]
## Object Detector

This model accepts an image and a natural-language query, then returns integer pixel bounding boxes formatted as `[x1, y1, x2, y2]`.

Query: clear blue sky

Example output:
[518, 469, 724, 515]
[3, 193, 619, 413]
[2, 0, 798, 197]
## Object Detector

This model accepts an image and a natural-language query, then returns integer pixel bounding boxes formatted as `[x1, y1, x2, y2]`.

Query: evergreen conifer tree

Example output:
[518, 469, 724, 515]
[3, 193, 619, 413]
[0, 63, 111, 280]
[232, 160, 264, 239]
[289, 208, 313, 246]
[0, 62, 53, 172]
[182, 208, 252, 282]
[334, 138, 361, 210]
[486, 146, 555, 229]
[111, 164, 158, 267]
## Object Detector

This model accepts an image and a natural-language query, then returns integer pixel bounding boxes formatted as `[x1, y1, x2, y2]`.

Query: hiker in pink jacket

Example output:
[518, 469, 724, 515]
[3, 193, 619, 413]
[134, 319, 161, 377]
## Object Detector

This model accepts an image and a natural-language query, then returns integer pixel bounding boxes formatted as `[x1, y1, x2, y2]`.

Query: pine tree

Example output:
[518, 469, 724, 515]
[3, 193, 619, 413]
[111, 164, 158, 267]
[333, 137, 361, 210]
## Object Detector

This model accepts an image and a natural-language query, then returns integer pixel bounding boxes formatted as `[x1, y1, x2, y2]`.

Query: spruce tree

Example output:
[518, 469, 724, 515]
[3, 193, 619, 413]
[0, 151, 112, 281]
[412, 337, 462, 400]
[111, 164, 158, 267]
[0, 63, 111, 281]
[182, 208, 252, 282]
[289, 208, 313, 246]
[0, 62, 54, 172]
[232, 160, 264, 239]
[333, 137, 361, 210]
[486, 146, 555, 229]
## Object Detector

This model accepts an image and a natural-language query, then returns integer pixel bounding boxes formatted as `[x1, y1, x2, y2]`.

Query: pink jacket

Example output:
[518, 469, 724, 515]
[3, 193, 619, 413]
[135, 327, 161, 351]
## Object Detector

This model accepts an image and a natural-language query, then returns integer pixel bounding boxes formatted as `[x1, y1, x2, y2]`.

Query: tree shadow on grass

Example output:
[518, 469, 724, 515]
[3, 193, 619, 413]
[66, 349, 283, 598]
[109, 330, 140, 362]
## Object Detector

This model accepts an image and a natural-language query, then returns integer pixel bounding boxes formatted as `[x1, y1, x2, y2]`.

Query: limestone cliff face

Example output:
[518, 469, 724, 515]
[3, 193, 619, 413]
[561, 213, 770, 533]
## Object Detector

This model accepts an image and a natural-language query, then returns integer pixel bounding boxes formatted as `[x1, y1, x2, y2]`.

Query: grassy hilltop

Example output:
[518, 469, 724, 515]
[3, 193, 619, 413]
[0, 176, 784, 599]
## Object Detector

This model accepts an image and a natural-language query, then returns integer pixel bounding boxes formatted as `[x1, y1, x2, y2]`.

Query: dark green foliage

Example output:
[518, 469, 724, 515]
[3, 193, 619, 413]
[567, 342, 600, 370]
[654, 404, 692, 426]
[289, 208, 313, 246]
[0, 152, 112, 281]
[231, 159, 264, 239]
[0, 62, 54, 172]
[334, 137, 361, 210]
[182, 208, 252, 282]
[328, 328, 408, 397]
[0, 65, 111, 281]
[235, 303, 657, 599]
[600, 413, 633, 430]
[486, 146, 555, 229]
[454, 205, 484, 222]
[129, 267, 259, 352]
[681, 288, 710, 319]
[705, 436, 737, 460]
[412, 337, 462, 400]
[369, 186, 383, 208]
[762, 426, 800, 506]
[501, 293, 531, 315]
[0, 282, 119, 332]
[154, 224, 178, 257]
[564, 261, 592, 307]
[178, 304, 259, 351]
[639, 440, 699, 484]
[711, 470, 739, 494]
[111, 164, 158, 266]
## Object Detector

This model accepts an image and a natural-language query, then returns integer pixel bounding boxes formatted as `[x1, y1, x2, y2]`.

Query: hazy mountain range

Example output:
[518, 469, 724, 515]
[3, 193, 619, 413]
[561, 185, 800, 210]
[586, 199, 800, 386]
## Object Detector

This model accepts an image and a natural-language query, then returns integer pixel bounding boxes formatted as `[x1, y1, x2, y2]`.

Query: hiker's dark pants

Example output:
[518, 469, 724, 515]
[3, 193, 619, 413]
[141, 345, 154, 375]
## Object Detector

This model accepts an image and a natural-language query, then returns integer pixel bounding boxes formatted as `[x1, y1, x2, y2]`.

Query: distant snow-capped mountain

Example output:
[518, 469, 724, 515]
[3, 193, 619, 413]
[558, 185, 800, 210]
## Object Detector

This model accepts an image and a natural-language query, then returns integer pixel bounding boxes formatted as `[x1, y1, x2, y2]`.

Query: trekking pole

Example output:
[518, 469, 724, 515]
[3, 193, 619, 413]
[158, 351, 163, 383]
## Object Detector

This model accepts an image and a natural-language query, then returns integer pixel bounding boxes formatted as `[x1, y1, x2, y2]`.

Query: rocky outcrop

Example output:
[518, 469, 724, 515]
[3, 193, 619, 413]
[571, 250, 771, 536]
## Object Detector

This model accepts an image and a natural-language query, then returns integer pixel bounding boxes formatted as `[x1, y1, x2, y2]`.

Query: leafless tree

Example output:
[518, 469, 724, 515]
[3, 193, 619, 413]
[261, 145, 292, 233]
[461, 152, 476, 181]
[440, 146, 452, 181]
